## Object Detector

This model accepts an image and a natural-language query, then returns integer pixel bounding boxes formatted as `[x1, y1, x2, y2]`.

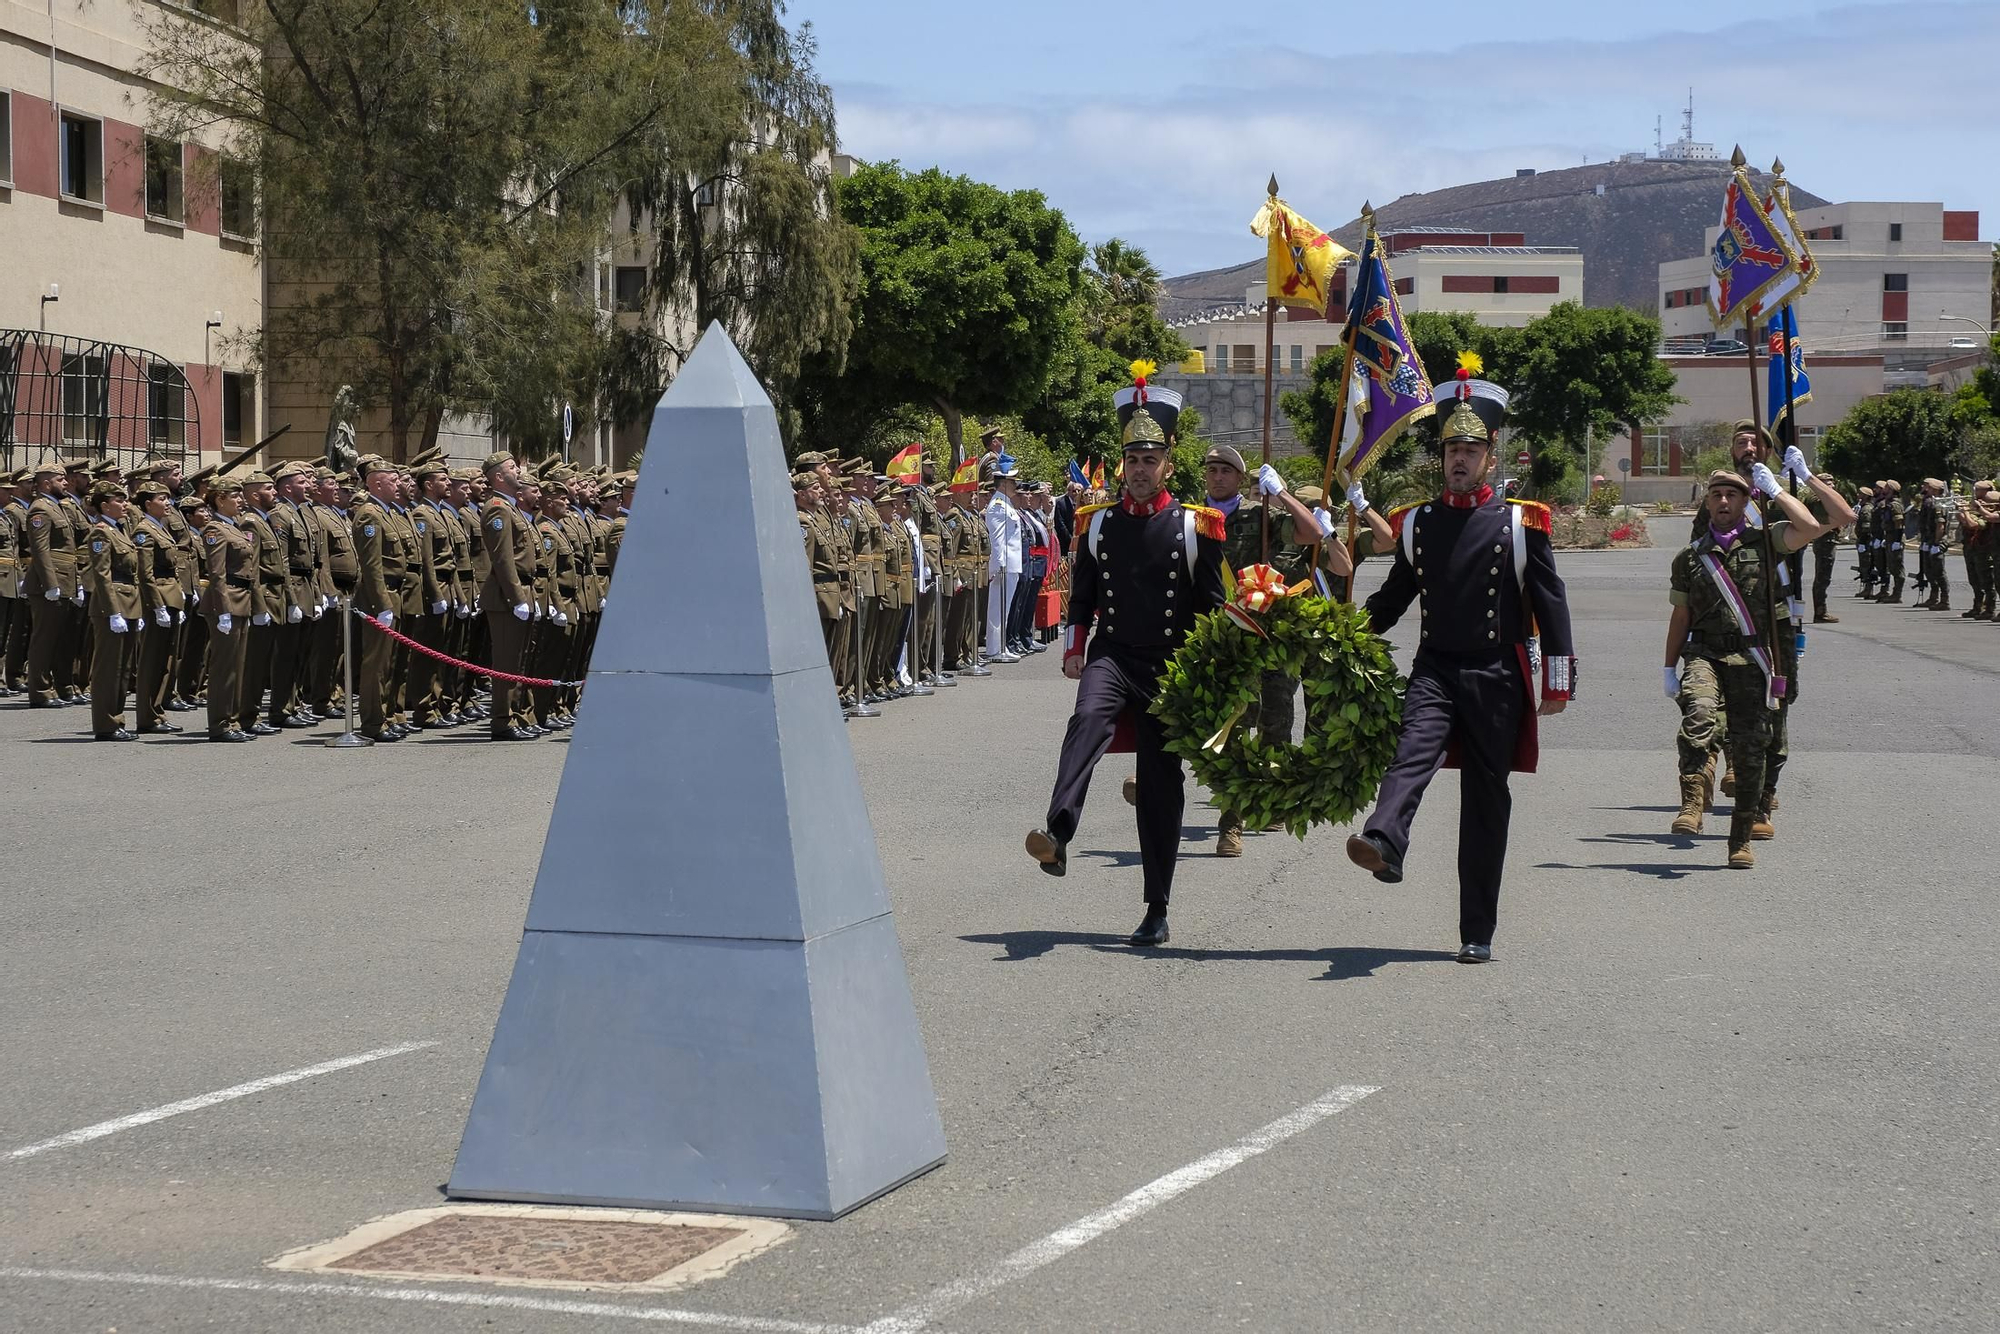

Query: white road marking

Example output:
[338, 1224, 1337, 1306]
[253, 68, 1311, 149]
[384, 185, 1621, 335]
[0, 1267, 858, 1333]
[860, 1083, 1380, 1333]
[5, 1041, 438, 1162]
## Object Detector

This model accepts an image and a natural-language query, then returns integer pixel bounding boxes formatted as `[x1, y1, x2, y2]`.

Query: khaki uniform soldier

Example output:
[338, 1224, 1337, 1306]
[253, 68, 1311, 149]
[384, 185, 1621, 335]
[799, 454, 855, 704]
[349, 459, 406, 741]
[233, 475, 286, 736]
[200, 478, 258, 742]
[605, 472, 633, 580]
[264, 461, 323, 727]
[131, 483, 188, 733]
[1916, 478, 1952, 610]
[408, 457, 460, 727]
[382, 484, 426, 730]
[915, 483, 945, 681]
[3, 469, 33, 692]
[530, 486, 581, 730]
[172, 494, 211, 706]
[24, 461, 84, 706]
[307, 471, 360, 714]
[1962, 481, 1997, 619]
[0, 469, 21, 696]
[938, 489, 973, 671]
[966, 487, 992, 667]
[1852, 487, 1876, 595]
[62, 462, 94, 689]
[870, 485, 907, 698]
[82, 483, 143, 740]
[796, 472, 843, 679]
[480, 452, 541, 741]
[449, 470, 490, 721]
[1667, 469, 1830, 867]
[1874, 480, 1907, 602]
[555, 477, 598, 716]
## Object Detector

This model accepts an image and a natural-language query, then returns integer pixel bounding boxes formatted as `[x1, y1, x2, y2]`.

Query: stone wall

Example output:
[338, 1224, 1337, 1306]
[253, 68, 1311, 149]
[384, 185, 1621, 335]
[1155, 371, 1316, 457]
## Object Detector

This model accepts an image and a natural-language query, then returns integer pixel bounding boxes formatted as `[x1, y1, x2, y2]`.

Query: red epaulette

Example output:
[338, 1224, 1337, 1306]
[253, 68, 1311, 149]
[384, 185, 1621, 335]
[1506, 497, 1553, 535]
[1386, 502, 1420, 539]
[1185, 504, 1227, 542]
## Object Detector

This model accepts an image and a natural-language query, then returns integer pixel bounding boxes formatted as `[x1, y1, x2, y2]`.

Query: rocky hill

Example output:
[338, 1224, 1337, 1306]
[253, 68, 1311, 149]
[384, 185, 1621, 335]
[1161, 159, 1826, 318]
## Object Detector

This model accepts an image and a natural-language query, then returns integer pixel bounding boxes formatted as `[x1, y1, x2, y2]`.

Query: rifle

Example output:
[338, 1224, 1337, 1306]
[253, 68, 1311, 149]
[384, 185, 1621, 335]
[212, 424, 293, 478]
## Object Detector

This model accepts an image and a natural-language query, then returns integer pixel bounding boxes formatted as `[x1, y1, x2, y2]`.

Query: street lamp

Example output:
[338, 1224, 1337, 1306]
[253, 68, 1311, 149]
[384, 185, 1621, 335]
[1939, 312, 1993, 341]
[205, 311, 223, 368]
[39, 283, 59, 331]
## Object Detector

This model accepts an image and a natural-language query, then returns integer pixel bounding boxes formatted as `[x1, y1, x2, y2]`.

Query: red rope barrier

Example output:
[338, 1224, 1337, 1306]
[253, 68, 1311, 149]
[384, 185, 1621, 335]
[351, 606, 582, 689]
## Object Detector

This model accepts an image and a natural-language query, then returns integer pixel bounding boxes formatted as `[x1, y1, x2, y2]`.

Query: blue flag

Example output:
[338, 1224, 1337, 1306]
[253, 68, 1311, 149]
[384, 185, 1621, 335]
[1067, 459, 1089, 489]
[1336, 220, 1434, 481]
[1764, 307, 1812, 430]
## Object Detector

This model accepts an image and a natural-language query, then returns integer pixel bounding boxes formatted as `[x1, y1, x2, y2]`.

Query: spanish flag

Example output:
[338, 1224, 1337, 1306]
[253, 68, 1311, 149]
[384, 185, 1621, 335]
[1250, 196, 1354, 317]
[887, 443, 924, 482]
[1088, 460, 1106, 491]
[949, 457, 979, 493]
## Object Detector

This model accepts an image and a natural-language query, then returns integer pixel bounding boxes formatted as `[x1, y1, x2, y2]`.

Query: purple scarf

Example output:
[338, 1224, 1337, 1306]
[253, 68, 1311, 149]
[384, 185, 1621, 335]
[1708, 520, 1746, 551]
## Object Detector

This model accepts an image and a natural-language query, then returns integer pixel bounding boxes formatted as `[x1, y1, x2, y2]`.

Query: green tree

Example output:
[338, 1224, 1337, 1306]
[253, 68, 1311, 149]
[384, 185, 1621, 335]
[139, 0, 651, 459]
[1024, 239, 1187, 464]
[617, 0, 859, 422]
[1507, 304, 1679, 479]
[797, 163, 1085, 461]
[1821, 388, 1960, 484]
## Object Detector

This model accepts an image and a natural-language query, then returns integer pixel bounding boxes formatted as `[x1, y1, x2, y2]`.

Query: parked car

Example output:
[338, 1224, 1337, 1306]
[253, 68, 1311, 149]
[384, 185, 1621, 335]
[1706, 339, 1750, 356]
[1948, 336, 1980, 350]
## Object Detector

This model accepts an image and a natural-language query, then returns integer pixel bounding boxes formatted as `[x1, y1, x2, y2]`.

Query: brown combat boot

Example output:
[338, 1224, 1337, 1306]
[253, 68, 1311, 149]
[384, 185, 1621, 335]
[1814, 599, 1839, 624]
[1122, 775, 1138, 807]
[1671, 773, 1708, 835]
[1216, 814, 1244, 857]
[1749, 802, 1775, 841]
[1727, 813, 1757, 869]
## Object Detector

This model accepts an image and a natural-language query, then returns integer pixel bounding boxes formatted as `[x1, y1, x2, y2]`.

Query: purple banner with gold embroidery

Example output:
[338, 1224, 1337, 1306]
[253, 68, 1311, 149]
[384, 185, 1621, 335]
[1705, 167, 1800, 329]
[1336, 225, 1434, 482]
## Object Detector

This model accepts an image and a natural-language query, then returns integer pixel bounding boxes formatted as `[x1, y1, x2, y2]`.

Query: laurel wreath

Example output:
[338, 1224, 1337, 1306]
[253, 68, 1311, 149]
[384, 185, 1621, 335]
[1151, 584, 1404, 838]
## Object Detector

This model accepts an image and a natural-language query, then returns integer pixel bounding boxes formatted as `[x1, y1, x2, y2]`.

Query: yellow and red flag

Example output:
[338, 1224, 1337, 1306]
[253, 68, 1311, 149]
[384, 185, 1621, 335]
[1250, 196, 1355, 316]
[1088, 460, 1106, 491]
[886, 443, 924, 482]
[949, 457, 980, 493]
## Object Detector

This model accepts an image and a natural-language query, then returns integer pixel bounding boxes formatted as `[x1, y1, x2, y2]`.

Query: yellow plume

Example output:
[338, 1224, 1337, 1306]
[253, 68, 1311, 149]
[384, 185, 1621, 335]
[1457, 350, 1483, 375]
[1129, 359, 1158, 383]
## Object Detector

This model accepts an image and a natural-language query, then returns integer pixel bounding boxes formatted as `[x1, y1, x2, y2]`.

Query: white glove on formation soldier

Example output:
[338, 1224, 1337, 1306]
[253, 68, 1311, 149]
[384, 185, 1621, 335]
[1256, 464, 1286, 497]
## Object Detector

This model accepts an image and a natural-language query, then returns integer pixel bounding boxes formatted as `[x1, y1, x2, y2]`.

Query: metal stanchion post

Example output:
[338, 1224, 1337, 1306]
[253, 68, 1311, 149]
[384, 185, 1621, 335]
[324, 595, 371, 748]
[931, 575, 955, 686]
[849, 595, 878, 719]
[966, 582, 993, 677]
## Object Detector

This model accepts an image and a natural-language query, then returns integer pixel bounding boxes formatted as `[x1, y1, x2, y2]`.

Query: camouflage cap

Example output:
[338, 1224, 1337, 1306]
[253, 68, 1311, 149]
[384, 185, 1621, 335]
[795, 451, 829, 467]
[792, 472, 819, 491]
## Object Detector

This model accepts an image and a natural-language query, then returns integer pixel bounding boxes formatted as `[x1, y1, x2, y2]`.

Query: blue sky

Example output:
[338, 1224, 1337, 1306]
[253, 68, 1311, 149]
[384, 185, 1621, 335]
[787, 0, 2000, 277]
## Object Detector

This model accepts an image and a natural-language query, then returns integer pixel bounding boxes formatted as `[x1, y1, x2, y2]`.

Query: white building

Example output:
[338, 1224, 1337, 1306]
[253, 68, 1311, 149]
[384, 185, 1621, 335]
[1658, 201, 1989, 358]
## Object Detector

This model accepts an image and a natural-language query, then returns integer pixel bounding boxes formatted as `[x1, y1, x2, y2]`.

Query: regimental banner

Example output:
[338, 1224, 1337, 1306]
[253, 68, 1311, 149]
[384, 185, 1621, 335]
[1336, 221, 1435, 482]
[1250, 198, 1355, 317]
[1765, 306, 1813, 429]
[1706, 161, 1802, 329]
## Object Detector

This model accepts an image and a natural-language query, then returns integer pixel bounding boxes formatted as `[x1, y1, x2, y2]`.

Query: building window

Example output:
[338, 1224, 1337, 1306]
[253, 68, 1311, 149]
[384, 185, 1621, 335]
[1290, 344, 1303, 371]
[145, 136, 184, 223]
[1641, 423, 1672, 476]
[59, 110, 103, 204]
[1883, 273, 1908, 292]
[220, 160, 256, 238]
[0, 90, 13, 186]
[1493, 275, 1510, 294]
[222, 371, 254, 448]
[1889, 222, 1902, 243]
[60, 353, 106, 445]
[148, 363, 189, 447]
[1883, 322, 1908, 342]
[1234, 344, 1255, 372]
[597, 263, 611, 310]
[614, 265, 647, 312]
[1393, 277, 1414, 296]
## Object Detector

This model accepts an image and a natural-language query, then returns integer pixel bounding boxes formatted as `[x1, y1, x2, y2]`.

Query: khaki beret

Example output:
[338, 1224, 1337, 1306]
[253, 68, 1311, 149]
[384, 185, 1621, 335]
[1885, 479, 1902, 493]
[481, 451, 516, 475]
[1201, 445, 1247, 472]
[795, 451, 829, 467]
[87, 480, 128, 504]
[1730, 419, 1775, 449]
[1706, 469, 1751, 493]
[1923, 477, 1944, 490]
[1296, 484, 1326, 505]
[1857, 486, 1875, 497]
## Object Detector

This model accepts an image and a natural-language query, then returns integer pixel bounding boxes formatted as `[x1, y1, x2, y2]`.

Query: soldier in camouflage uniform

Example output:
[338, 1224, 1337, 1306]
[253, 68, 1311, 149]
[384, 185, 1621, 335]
[1666, 469, 1832, 868]
[1852, 486, 1876, 596]
[1873, 479, 1907, 602]
[1962, 481, 1996, 620]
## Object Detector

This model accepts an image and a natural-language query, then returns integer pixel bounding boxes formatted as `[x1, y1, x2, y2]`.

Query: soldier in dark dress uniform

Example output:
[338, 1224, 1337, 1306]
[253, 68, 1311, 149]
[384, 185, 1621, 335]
[1026, 377, 1228, 947]
[1344, 372, 1577, 963]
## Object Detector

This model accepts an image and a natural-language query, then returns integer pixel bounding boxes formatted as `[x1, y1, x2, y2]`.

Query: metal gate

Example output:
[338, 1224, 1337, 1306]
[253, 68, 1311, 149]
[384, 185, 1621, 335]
[0, 329, 201, 475]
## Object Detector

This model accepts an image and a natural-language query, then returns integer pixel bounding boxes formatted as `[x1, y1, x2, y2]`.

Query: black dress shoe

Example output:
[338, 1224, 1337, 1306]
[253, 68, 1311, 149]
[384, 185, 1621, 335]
[1025, 829, 1067, 877]
[276, 717, 314, 730]
[29, 698, 63, 709]
[210, 729, 252, 742]
[1456, 942, 1492, 964]
[164, 698, 197, 712]
[492, 726, 539, 741]
[247, 722, 279, 736]
[368, 729, 402, 743]
[138, 721, 184, 734]
[94, 727, 136, 742]
[1127, 908, 1170, 947]
[1345, 833, 1403, 884]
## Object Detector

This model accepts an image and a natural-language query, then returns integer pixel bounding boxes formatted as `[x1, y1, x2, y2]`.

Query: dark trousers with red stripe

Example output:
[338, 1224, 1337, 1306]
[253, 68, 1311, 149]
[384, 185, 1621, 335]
[1362, 648, 1524, 947]
[1044, 645, 1183, 908]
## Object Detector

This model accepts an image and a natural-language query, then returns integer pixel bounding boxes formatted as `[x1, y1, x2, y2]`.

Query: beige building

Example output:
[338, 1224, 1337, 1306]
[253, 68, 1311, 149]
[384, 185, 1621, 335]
[1658, 201, 1989, 357]
[2, 0, 262, 467]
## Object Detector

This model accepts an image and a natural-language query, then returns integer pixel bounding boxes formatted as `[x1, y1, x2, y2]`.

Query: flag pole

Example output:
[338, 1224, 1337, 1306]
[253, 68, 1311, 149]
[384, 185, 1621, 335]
[1261, 173, 1279, 564]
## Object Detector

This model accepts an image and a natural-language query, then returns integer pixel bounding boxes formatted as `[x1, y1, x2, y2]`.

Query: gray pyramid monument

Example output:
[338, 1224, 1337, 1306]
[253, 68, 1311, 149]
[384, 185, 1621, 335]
[447, 323, 946, 1220]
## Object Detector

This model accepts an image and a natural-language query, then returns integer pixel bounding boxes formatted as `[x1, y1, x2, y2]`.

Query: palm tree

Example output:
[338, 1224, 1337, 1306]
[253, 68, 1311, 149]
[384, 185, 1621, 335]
[1088, 238, 1163, 308]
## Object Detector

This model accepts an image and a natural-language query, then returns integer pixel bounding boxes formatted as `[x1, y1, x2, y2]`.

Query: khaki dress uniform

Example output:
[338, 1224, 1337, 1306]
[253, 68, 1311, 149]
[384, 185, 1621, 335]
[201, 515, 257, 739]
[310, 500, 360, 711]
[24, 490, 83, 704]
[916, 501, 944, 680]
[529, 515, 579, 727]
[480, 495, 538, 737]
[84, 517, 143, 738]
[61, 492, 93, 689]
[0, 490, 18, 691]
[172, 499, 211, 704]
[3, 489, 31, 690]
[409, 500, 458, 725]
[455, 496, 491, 716]
[798, 488, 843, 666]
[349, 496, 401, 736]
[266, 498, 322, 724]
[824, 493, 856, 703]
[966, 496, 992, 666]
[133, 513, 186, 730]
[235, 506, 286, 732]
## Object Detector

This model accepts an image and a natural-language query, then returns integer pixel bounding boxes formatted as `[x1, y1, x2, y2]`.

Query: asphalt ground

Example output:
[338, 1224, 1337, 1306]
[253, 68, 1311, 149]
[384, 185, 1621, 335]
[3, 536, 1996, 1332]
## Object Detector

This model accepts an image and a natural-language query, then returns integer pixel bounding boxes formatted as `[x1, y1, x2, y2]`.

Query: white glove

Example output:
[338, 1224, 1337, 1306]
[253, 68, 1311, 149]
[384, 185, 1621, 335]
[513, 602, 532, 621]
[252, 611, 272, 626]
[432, 599, 448, 615]
[73, 589, 85, 605]
[154, 607, 172, 628]
[1781, 445, 1809, 482]
[1345, 480, 1370, 513]
[173, 609, 184, 626]
[1312, 507, 1336, 539]
[216, 613, 233, 635]
[1749, 462, 1781, 499]
[595, 595, 606, 610]
[1663, 665, 1681, 700]
[306, 601, 321, 620]
[375, 609, 393, 628]
[1256, 463, 1286, 497]
[455, 602, 471, 618]
[286, 604, 303, 624]
[44, 587, 61, 602]
[108, 613, 128, 634]
[552, 610, 569, 627]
